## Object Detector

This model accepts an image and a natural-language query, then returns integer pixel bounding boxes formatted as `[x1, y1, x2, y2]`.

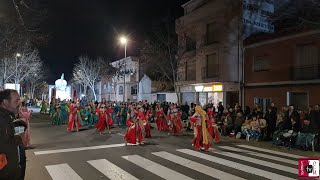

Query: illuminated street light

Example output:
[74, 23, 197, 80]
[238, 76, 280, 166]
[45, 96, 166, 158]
[119, 36, 128, 102]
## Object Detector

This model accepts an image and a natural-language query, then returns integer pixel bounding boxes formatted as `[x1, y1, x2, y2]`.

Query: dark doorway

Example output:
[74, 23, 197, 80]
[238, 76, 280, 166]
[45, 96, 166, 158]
[226, 91, 239, 107]
[157, 94, 166, 103]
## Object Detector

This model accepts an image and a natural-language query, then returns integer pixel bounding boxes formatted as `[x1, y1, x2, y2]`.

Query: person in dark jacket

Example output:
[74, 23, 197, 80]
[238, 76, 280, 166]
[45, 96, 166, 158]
[0, 89, 26, 180]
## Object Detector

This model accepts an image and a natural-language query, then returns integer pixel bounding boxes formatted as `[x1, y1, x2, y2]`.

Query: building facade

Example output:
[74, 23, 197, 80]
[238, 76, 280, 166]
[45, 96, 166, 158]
[244, 30, 320, 112]
[96, 57, 178, 103]
[175, 0, 242, 107]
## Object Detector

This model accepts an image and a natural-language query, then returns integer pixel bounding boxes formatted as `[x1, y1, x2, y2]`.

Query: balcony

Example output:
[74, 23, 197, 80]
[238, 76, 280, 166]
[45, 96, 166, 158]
[291, 65, 320, 80]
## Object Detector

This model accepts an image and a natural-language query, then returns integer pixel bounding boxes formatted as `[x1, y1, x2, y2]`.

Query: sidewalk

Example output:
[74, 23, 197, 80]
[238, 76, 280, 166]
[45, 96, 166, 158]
[170, 126, 320, 157]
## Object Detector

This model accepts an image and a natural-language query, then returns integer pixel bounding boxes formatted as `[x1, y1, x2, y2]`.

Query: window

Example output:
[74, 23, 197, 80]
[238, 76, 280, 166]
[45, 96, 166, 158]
[253, 56, 271, 72]
[293, 44, 319, 80]
[254, 97, 271, 113]
[206, 53, 219, 78]
[186, 36, 196, 52]
[119, 86, 123, 95]
[185, 61, 196, 81]
[207, 23, 216, 44]
[131, 85, 137, 95]
[296, 44, 318, 66]
[287, 92, 308, 111]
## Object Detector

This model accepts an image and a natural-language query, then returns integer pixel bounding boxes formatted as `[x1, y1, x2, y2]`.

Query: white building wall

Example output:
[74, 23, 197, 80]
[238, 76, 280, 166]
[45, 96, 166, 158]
[165, 93, 178, 103]
[138, 75, 152, 102]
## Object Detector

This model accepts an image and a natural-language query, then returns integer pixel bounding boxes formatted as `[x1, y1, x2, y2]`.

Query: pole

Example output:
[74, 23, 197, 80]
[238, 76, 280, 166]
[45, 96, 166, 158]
[123, 43, 127, 102]
[15, 56, 18, 92]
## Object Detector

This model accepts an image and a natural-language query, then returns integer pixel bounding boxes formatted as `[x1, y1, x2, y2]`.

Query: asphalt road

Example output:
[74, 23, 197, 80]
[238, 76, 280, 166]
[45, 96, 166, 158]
[24, 112, 320, 180]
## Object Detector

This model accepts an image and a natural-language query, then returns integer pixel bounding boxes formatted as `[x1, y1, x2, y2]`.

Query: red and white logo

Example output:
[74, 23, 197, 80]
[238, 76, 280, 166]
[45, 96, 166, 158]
[298, 158, 320, 178]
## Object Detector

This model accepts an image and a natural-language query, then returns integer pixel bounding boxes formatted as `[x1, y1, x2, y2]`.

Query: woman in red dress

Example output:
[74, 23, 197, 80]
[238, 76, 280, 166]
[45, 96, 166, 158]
[155, 104, 168, 131]
[95, 104, 110, 134]
[207, 105, 220, 142]
[190, 105, 213, 151]
[139, 107, 151, 138]
[125, 105, 144, 145]
[67, 102, 82, 132]
[105, 104, 114, 128]
[167, 104, 183, 135]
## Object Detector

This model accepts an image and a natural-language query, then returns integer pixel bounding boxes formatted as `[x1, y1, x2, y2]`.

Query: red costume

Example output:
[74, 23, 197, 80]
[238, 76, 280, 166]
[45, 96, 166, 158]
[141, 110, 151, 138]
[125, 109, 144, 145]
[156, 107, 168, 131]
[190, 106, 213, 151]
[106, 107, 114, 128]
[95, 109, 108, 133]
[67, 104, 82, 131]
[167, 107, 183, 135]
[207, 107, 220, 142]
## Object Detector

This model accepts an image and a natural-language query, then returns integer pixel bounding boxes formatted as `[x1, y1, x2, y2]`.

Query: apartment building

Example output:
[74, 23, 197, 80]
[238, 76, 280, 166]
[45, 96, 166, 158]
[244, 30, 320, 111]
[175, 0, 241, 107]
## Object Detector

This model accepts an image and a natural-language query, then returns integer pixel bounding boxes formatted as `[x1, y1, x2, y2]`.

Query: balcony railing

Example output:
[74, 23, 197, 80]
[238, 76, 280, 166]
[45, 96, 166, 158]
[291, 65, 320, 80]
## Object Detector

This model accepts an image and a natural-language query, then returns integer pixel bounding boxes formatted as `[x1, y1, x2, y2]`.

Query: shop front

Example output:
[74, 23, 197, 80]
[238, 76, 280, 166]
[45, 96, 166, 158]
[194, 83, 239, 108]
[195, 84, 224, 107]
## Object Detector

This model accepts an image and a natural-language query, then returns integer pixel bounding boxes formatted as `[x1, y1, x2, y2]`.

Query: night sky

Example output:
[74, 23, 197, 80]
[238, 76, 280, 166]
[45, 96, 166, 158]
[37, 0, 188, 83]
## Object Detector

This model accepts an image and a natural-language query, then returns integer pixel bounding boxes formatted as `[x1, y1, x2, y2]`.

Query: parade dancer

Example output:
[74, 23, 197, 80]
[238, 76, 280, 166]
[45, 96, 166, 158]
[83, 105, 94, 128]
[190, 105, 213, 151]
[125, 105, 144, 145]
[95, 104, 110, 134]
[207, 105, 220, 142]
[155, 104, 168, 131]
[67, 102, 82, 132]
[167, 104, 183, 135]
[119, 103, 127, 126]
[138, 107, 151, 138]
[59, 102, 69, 124]
[106, 104, 114, 128]
[40, 100, 47, 114]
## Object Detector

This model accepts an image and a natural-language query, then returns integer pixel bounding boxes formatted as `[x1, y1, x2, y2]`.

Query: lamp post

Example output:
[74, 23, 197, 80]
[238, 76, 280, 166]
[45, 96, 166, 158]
[120, 36, 127, 102]
[15, 53, 21, 93]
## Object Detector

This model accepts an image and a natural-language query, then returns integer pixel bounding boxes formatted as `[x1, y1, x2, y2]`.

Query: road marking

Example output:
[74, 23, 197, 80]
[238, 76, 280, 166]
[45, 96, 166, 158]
[177, 149, 295, 180]
[219, 146, 297, 165]
[88, 159, 138, 180]
[209, 148, 297, 174]
[46, 163, 82, 180]
[152, 151, 245, 180]
[236, 145, 304, 159]
[117, 133, 125, 136]
[35, 143, 136, 155]
[122, 155, 194, 180]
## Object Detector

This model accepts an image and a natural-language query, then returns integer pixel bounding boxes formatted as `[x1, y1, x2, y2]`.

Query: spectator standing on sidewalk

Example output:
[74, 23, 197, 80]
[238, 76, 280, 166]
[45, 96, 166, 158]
[0, 89, 26, 180]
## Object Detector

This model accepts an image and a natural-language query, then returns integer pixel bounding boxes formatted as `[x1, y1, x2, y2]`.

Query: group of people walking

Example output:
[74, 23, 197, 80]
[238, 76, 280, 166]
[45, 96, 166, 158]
[47, 99, 221, 150]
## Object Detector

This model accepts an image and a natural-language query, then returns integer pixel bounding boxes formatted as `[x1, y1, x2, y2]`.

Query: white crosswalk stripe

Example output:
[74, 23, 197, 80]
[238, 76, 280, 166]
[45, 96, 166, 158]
[152, 151, 245, 180]
[44, 144, 300, 180]
[177, 149, 296, 180]
[219, 146, 297, 165]
[236, 144, 304, 159]
[209, 148, 297, 174]
[122, 155, 194, 180]
[46, 163, 83, 180]
[88, 159, 139, 180]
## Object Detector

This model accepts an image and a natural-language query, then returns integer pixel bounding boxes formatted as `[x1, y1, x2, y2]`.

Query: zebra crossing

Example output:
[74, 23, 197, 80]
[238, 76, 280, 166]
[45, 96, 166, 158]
[44, 144, 301, 180]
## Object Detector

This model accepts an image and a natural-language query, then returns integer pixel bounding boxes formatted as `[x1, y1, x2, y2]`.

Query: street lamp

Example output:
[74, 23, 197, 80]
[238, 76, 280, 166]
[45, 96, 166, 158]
[15, 53, 21, 92]
[119, 36, 128, 102]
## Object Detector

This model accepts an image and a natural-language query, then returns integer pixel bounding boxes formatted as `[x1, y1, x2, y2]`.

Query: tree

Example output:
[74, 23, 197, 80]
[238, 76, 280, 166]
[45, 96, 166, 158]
[139, 16, 181, 103]
[26, 69, 46, 99]
[0, 43, 43, 89]
[72, 56, 113, 101]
